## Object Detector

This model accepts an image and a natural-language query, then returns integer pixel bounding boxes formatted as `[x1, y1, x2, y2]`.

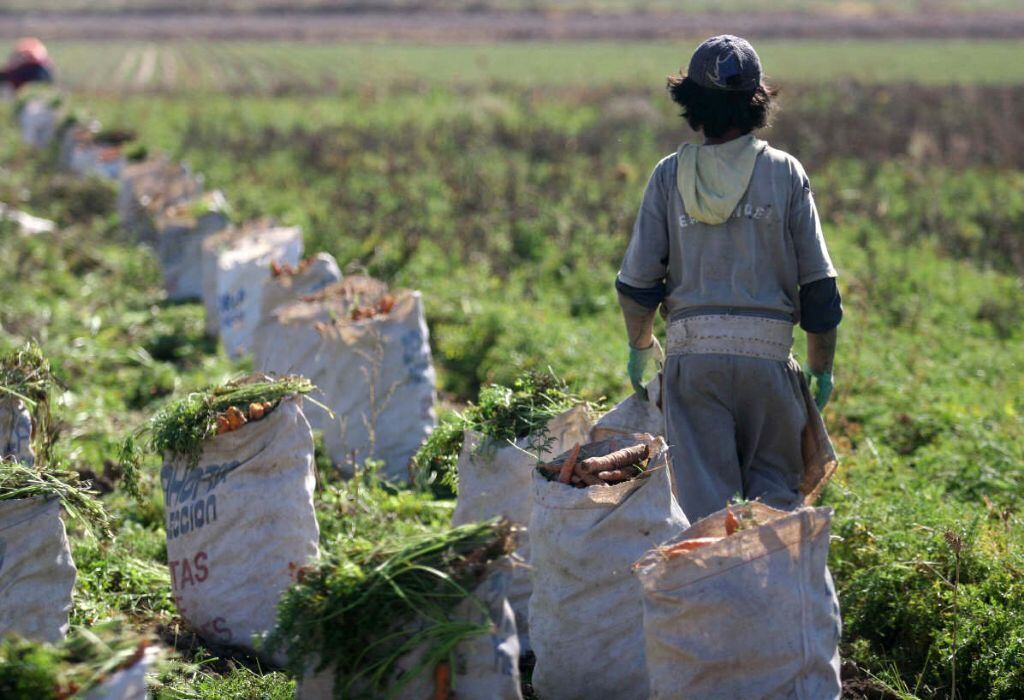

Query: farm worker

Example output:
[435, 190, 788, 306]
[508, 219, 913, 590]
[0, 38, 55, 91]
[616, 35, 842, 521]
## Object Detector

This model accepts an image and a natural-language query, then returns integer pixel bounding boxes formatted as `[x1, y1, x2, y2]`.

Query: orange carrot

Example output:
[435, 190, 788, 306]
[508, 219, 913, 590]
[663, 537, 723, 558]
[725, 508, 740, 536]
[580, 443, 649, 475]
[434, 661, 451, 700]
[558, 443, 581, 485]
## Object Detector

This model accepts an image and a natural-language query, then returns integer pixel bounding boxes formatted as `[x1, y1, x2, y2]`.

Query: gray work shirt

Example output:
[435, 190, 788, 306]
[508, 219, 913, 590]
[617, 145, 837, 323]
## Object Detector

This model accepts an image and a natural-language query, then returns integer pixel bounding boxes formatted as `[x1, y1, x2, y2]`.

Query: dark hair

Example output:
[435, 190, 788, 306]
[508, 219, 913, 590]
[667, 74, 777, 138]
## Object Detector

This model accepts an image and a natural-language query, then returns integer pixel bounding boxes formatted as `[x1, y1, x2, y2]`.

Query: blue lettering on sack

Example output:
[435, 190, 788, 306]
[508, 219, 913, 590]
[166, 494, 218, 541]
[0, 537, 6, 574]
[162, 460, 241, 509]
[400, 330, 430, 384]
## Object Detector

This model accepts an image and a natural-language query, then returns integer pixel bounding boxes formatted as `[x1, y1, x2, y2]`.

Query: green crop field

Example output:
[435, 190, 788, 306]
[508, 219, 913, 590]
[45, 39, 1024, 93]
[2, 34, 1024, 699]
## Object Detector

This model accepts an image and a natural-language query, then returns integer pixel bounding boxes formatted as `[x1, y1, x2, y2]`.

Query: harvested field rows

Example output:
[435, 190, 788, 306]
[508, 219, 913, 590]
[45, 39, 1024, 95]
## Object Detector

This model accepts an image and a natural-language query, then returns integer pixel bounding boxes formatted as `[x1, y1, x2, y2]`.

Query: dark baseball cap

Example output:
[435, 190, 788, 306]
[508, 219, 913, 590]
[687, 35, 762, 91]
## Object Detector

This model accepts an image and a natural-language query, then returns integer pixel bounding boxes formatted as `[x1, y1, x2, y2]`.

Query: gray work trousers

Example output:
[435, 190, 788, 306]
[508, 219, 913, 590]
[663, 353, 812, 522]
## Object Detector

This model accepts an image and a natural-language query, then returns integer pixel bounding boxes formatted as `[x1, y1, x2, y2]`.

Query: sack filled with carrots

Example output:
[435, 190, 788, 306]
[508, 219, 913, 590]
[528, 433, 688, 700]
[633, 503, 842, 700]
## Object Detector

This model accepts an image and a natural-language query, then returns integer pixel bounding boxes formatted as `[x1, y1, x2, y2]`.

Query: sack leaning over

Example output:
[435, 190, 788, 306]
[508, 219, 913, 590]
[160, 397, 319, 659]
[634, 503, 842, 700]
[0, 496, 77, 642]
[528, 435, 688, 700]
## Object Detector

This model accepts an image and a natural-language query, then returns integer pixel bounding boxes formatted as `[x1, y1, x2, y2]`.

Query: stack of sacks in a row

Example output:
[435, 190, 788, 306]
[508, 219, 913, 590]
[155, 191, 231, 301]
[200, 219, 304, 357]
[253, 275, 436, 483]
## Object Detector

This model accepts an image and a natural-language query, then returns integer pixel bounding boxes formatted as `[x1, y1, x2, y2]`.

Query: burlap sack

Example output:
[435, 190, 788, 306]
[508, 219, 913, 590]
[155, 191, 230, 301]
[0, 397, 34, 465]
[634, 504, 842, 700]
[0, 496, 76, 642]
[160, 397, 319, 658]
[451, 405, 592, 653]
[118, 156, 203, 244]
[528, 435, 688, 700]
[297, 562, 522, 700]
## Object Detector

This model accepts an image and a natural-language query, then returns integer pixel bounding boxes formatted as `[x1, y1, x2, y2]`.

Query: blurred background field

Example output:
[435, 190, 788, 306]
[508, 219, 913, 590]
[1, 3, 1023, 698]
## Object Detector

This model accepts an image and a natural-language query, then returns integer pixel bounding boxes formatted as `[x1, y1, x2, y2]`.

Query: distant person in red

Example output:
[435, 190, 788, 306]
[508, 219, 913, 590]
[0, 38, 54, 90]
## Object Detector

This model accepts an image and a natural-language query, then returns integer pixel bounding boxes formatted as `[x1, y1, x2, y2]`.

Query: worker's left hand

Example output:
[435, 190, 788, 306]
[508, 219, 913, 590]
[627, 337, 663, 401]
[806, 369, 834, 412]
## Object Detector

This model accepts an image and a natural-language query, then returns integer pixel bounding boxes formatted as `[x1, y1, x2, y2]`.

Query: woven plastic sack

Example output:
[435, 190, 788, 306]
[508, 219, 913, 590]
[83, 646, 162, 700]
[160, 396, 319, 658]
[252, 253, 342, 359]
[197, 219, 299, 339]
[215, 225, 303, 358]
[118, 156, 203, 244]
[451, 404, 593, 652]
[58, 122, 125, 180]
[18, 98, 57, 148]
[297, 562, 522, 700]
[590, 375, 664, 442]
[0, 497, 77, 642]
[316, 291, 435, 481]
[528, 435, 688, 700]
[0, 396, 34, 465]
[155, 192, 231, 301]
[634, 504, 842, 700]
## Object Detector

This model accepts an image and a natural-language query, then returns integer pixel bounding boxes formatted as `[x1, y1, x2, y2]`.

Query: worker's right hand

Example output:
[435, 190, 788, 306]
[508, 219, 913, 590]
[627, 337, 663, 401]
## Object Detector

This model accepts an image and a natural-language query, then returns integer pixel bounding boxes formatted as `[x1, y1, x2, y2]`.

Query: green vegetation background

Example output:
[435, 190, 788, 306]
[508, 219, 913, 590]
[1, 39, 1023, 697]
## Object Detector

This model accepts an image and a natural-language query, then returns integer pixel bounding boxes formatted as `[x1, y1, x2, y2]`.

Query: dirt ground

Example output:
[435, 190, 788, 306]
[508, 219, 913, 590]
[1, 10, 1023, 41]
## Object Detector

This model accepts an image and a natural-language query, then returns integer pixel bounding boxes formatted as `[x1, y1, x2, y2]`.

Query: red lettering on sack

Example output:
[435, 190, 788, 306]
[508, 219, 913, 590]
[194, 551, 209, 582]
[212, 617, 232, 642]
[169, 560, 180, 589]
[180, 558, 195, 588]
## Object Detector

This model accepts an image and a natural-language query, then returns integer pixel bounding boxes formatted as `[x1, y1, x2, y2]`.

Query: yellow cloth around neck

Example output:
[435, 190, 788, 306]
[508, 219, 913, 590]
[676, 134, 766, 225]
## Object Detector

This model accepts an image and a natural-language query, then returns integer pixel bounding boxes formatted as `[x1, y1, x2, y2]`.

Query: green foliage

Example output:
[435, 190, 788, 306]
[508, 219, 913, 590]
[0, 458, 110, 536]
[266, 518, 513, 698]
[121, 375, 316, 470]
[0, 621, 160, 699]
[0, 342, 59, 463]
[413, 370, 597, 495]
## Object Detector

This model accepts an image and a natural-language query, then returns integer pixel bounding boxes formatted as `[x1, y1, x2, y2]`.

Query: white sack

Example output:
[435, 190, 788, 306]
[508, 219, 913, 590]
[18, 99, 57, 148]
[0, 202, 56, 236]
[0, 496, 76, 642]
[156, 192, 230, 301]
[215, 225, 303, 358]
[0, 396, 34, 465]
[591, 375, 663, 442]
[634, 504, 842, 700]
[317, 291, 435, 482]
[59, 124, 125, 180]
[252, 276, 387, 377]
[297, 562, 522, 700]
[160, 397, 319, 658]
[528, 435, 688, 700]
[118, 157, 203, 244]
[451, 405, 593, 652]
[84, 646, 162, 700]
[260, 253, 343, 322]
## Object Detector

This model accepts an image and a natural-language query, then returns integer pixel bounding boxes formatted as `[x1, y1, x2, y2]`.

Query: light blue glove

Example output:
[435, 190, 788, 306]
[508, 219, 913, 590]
[806, 370, 834, 412]
[628, 338, 663, 401]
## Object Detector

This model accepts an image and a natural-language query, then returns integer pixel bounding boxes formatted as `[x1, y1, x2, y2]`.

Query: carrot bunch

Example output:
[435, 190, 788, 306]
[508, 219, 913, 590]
[215, 401, 276, 435]
[350, 293, 396, 321]
[538, 441, 651, 488]
[269, 256, 318, 278]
